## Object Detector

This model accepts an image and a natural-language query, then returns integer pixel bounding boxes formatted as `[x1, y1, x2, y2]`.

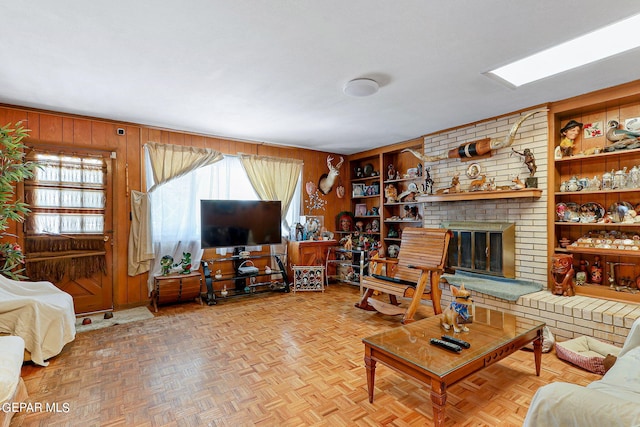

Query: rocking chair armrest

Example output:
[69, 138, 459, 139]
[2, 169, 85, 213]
[407, 264, 443, 273]
[370, 258, 399, 266]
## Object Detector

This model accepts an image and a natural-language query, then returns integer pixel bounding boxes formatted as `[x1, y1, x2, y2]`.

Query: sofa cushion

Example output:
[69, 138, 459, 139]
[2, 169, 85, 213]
[0, 336, 25, 404]
[588, 346, 640, 402]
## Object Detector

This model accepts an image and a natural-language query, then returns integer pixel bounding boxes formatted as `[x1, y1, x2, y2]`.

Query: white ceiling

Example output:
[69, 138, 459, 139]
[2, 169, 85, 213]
[2, 1, 640, 155]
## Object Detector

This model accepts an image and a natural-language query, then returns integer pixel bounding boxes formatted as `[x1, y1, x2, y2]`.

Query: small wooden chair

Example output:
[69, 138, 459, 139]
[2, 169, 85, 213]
[355, 227, 451, 324]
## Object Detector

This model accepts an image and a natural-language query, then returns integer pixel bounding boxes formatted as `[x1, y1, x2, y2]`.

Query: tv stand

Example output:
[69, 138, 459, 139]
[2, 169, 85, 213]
[201, 253, 289, 305]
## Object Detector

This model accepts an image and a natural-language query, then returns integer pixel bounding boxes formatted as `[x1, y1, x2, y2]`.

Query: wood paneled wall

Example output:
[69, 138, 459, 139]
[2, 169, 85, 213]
[0, 104, 349, 308]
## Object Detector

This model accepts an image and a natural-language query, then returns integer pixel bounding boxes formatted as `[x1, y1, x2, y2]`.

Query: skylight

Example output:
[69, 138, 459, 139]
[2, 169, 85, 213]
[486, 13, 640, 87]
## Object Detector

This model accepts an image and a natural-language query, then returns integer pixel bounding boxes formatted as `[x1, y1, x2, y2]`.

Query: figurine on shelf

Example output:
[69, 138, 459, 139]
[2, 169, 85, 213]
[214, 269, 223, 280]
[424, 166, 434, 194]
[385, 183, 398, 203]
[512, 147, 537, 177]
[559, 120, 583, 157]
[469, 174, 486, 192]
[606, 119, 640, 145]
[551, 254, 575, 296]
[387, 164, 396, 180]
[435, 173, 460, 194]
[511, 175, 526, 190]
[590, 255, 603, 284]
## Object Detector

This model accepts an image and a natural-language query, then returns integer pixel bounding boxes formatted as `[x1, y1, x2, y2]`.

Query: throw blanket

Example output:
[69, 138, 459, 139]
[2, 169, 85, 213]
[442, 270, 544, 301]
[0, 275, 76, 366]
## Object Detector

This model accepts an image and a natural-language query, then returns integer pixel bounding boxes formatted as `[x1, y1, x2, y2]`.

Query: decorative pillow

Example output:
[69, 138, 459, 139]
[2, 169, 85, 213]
[556, 336, 621, 375]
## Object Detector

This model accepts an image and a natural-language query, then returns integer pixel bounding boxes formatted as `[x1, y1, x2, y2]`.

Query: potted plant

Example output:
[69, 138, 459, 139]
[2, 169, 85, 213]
[0, 122, 39, 279]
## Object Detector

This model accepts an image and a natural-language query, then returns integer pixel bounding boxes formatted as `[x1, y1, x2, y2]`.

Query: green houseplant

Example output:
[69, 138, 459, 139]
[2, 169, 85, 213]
[0, 122, 39, 279]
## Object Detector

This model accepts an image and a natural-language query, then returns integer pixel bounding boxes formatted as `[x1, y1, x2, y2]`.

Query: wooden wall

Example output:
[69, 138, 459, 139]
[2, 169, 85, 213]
[0, 104, 349, 308]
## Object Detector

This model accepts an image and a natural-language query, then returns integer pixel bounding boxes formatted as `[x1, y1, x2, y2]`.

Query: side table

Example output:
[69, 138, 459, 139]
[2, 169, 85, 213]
[151, 271, 203, 312]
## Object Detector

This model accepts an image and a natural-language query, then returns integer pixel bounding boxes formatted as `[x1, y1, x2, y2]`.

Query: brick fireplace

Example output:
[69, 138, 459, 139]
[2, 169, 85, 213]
[419, 110, 639, 345]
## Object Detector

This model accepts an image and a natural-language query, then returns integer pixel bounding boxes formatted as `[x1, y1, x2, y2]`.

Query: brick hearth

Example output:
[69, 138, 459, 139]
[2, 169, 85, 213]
[441, 284, 640, 346]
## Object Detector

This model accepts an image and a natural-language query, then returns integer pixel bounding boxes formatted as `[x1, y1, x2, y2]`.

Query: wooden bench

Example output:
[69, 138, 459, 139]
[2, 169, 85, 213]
[355, 227, 451, 324]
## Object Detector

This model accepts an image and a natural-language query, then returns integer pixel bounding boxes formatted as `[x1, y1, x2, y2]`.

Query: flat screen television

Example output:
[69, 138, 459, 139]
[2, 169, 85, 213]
[200, 199, 282, 249]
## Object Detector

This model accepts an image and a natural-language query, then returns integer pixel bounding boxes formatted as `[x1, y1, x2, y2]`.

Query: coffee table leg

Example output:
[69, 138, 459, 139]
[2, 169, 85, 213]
[533, 328, 543, 376]
[430, 379, 447, 427]
[364, 348, 376, 403]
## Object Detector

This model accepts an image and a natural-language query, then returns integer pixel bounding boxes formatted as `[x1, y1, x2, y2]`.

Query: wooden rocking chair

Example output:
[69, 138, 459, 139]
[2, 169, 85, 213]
[355, 227, 451, 324]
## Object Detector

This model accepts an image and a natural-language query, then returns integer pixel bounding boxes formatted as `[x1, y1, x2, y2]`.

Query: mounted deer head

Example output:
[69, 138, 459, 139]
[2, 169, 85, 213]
[318, 155, 344, 194]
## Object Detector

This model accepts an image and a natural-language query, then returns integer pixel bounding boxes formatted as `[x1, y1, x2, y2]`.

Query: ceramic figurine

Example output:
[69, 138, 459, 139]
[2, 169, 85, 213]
[385, 184, 398, 203]
[559, 120, 583, 157]
[606, 120, 640, 143]
[214, 269, 223, 280]
[551, 254, 575, 296]
[160, 255, 174, 276]
[441, 284, 473, 333]
[178, 252, 192, 274]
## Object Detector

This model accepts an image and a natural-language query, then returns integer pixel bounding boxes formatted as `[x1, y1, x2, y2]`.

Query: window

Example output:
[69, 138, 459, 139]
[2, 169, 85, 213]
[148, 155, 301, 246]
[24, 153, 106, 235]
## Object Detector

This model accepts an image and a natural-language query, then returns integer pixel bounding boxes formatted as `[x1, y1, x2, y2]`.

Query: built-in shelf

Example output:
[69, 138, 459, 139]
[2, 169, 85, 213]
[416, 189, 542, 202]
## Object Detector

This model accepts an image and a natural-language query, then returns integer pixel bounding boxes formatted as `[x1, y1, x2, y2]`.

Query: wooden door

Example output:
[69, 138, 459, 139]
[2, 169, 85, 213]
[23, 147, 114, 314]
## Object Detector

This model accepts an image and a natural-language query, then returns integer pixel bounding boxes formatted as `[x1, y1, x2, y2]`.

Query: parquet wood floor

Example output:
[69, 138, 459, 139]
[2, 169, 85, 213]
[12, 285, 599, 427]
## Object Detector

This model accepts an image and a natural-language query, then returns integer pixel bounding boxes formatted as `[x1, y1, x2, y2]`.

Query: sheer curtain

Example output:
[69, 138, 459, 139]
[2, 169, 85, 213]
[146, 156, 253, 292]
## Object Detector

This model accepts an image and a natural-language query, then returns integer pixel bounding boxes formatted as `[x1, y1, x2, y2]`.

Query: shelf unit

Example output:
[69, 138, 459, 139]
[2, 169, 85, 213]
[380, 147, 426, 254]
[416, 189, 542, 203]
[325, 246, 368, 291]
[344, 140, 427, 258]
[549, 83, 640, 303]
[200, 253, 289, 304]
[344, 155, 383, 257]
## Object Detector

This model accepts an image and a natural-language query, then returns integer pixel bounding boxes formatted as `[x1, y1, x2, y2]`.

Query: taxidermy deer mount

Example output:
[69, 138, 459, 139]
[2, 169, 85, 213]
[318, 155, 344, 194]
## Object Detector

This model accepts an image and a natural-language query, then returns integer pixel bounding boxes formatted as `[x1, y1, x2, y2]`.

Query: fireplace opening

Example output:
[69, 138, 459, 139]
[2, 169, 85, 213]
[441, 221, 515, 279]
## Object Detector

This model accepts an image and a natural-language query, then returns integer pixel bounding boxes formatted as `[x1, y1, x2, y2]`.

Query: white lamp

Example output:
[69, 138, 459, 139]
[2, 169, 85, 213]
[343, 78, 379, 97]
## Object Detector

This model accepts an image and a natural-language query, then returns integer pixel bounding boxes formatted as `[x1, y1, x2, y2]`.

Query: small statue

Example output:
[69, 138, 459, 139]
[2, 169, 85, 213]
[511, 175, 525, 190]
[512, 147, 537, 176]
[551, 254, 575, 296]
[178, 252, 192, 274]
[441, 284, 473, 333]
[424, 166, 434, 194]
[559, 120, 583, 157]
[606, 119, 640, 143]
[436, 173, 460, 194]
[469, 174, 486, 192]
[385, 184, 398, 203]
[387, 164, 396, 180]
[160, 255, 174, 276]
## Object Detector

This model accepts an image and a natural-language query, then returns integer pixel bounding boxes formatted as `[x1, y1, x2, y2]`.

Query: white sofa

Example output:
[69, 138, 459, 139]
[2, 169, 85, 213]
[0, 336, 28, 427]
[0, 274, 76, 366]
[523, 316, 640, 427]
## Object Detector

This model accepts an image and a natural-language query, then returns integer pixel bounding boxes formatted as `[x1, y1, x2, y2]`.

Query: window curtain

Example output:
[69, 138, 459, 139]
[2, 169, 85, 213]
[238, 154, 302, 230]
[127, 142, 223, 278]
[239, 154, 303, 266]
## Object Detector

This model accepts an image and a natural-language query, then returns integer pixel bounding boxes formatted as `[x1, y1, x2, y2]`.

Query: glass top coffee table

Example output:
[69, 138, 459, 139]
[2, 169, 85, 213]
[362, 307, 544, 426]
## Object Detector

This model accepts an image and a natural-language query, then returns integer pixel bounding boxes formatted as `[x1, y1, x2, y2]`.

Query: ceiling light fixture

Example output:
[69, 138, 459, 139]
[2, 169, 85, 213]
[343, 78, 379, 97]
[486, 13, 640, 87]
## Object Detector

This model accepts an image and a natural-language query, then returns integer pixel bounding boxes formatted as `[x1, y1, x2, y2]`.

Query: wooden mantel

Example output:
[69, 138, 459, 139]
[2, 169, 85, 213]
[416, 189, 542, 202]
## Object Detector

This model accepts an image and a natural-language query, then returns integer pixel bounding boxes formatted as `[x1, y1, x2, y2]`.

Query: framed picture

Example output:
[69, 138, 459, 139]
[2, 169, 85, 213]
[355, 203, 367, 217]
[352, 183, 365, 197]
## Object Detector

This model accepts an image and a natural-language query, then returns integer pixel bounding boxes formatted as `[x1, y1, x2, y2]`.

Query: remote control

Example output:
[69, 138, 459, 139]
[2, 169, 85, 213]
[430, 338, 462, 353]
[441, 335, 471, 349]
